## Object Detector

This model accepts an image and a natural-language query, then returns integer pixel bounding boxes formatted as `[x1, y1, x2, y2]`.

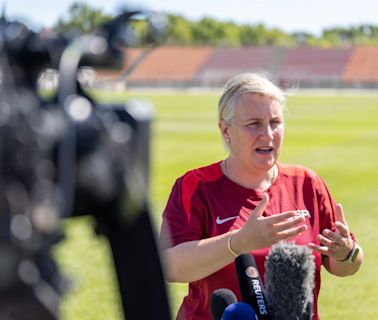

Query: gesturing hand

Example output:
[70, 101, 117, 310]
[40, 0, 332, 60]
[308, 203, 354, 261]
[233, 193, 308, 253]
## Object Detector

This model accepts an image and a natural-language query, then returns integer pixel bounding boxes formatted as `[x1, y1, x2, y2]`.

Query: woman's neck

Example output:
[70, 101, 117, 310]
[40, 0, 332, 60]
[222, 158, 278, 191]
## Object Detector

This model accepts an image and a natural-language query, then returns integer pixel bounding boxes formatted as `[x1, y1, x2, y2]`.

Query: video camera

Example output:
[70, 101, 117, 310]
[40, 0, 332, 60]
[0, 9, 171, 320]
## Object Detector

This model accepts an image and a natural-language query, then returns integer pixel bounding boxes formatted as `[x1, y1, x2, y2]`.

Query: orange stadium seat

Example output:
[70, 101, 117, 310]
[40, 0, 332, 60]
[93, 46, 378, 89]
[342, 46, 378, 82]
[277, 47, 352, 80]
[196, 47, 281, 86]
[126, 46, 214, 86]
[95, 48, 144, 80]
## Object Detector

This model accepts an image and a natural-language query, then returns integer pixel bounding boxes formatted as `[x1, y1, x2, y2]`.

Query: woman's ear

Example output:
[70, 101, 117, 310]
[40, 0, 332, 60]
[218, 119, 230, 142]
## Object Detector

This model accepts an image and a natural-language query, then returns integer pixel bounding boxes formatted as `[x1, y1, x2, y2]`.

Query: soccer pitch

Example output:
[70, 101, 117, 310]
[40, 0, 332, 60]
[56, 91, 378, 319]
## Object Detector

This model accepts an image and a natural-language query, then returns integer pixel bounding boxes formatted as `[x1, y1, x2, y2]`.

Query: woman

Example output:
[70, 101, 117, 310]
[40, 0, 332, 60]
[160, 73, 363, 320]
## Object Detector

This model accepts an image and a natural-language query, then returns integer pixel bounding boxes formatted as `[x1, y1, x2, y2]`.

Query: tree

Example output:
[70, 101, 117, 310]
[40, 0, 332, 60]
[220, 22, 241, 47]
[54, 1, 112, 34]
[166, 14, 193, 45]
[191, 17, 225, 45]
[53, 5, 378, 47]
[239, 24, 267, 46]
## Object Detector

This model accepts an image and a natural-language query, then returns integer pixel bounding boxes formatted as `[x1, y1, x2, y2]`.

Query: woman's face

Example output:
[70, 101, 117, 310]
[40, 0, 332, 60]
[221, 92, 284, 172]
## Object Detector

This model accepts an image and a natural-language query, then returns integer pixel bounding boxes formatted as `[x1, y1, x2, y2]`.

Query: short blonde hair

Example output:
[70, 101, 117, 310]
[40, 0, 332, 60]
[218, 73, 286, 124]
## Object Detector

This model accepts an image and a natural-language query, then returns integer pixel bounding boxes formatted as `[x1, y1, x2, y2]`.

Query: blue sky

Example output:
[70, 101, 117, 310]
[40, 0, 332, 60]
[4, 0, 378, 35]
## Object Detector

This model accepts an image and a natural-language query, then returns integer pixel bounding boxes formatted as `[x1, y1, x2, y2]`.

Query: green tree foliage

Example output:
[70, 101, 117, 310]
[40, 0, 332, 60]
[53, 2, 378, 47]
[54, 1, 112, 34]
[191, 17, 227, 45]
[167, 14, 193, 45]
[167, 15, 378, 47]
[219, 22, 240, 47]
[238, 24, 295, 46]
[239, 24, 265, 46]
[322, 25, 378, 45]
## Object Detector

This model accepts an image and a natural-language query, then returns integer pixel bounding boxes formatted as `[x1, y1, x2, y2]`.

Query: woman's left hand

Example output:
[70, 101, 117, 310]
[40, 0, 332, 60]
[308, 203, 354, 261]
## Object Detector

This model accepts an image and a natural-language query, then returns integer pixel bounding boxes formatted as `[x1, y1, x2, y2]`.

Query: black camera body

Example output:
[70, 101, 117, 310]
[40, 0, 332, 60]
[0, 11, 171, 320]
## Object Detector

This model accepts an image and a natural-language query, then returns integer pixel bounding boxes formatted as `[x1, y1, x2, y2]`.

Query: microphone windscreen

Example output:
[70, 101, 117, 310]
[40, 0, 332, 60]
[211, 288, 238, 320]
[235, 254, 269, 319]
[222, 302, 257, 320]
[265, 241, 315, 320]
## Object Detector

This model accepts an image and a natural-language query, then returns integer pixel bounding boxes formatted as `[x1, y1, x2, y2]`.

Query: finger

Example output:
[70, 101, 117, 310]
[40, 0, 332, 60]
[265, 210, 299, 224]
[274, 216, 305, 232]
[277, 224, 307, 240]
[322, 229, 345, 245]
[308, 243, 331, 256]
[307, 242, 318, 252]
[335, 203, 348, 227]
[318, 234, 338, 247]
[334, 221, 350, 238]
[247, 193, 269, 218]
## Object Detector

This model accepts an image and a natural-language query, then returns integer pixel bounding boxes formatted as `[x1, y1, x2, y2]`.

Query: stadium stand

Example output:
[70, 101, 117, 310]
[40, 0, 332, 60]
[342, 46, 378, 87]
[95, 48, 144, 89]
[126, 46, 213, 87]
[196, 47, 279, 86]
[276, 47, 353, 88]
[93, 46, 378, 89]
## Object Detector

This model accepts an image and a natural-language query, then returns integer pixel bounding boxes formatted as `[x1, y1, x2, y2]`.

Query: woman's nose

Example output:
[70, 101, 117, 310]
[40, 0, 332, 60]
[259, 124, 274, 139]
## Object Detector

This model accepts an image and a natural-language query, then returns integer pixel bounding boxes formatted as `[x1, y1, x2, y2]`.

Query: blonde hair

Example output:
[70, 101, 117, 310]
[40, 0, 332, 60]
[218, 73, 286, 124]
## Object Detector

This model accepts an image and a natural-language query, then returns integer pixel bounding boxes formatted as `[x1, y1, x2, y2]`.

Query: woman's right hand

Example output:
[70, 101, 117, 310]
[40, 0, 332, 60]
[231, 193, 308, 253]
[163, 193, 308, 283]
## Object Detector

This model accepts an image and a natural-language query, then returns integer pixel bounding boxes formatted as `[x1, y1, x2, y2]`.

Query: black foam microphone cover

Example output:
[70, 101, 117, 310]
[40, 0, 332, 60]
[210, 288, 237, 320]
[265, 241, 315, 320]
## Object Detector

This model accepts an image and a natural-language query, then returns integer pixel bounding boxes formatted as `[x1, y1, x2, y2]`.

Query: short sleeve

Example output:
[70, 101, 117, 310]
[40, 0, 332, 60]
[159, 173, 207, 250]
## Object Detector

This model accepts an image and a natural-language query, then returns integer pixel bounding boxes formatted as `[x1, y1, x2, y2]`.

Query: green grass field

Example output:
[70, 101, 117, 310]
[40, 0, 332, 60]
[55, 90, 378, 319]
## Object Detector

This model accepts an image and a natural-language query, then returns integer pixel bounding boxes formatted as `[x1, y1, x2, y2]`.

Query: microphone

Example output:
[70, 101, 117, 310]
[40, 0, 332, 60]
[210, 288, 238, 320]
[265, 241, 315, 320]
[222, 302, 257, 319]
[235, 254, 269, 319]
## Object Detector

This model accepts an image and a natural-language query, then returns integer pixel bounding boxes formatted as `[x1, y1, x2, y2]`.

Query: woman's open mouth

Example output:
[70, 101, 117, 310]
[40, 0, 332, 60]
[255, 146, 274, 155]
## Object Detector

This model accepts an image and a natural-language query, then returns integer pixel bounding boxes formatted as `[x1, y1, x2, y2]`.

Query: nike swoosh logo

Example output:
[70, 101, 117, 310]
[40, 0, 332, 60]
[216, 215, 239, 224]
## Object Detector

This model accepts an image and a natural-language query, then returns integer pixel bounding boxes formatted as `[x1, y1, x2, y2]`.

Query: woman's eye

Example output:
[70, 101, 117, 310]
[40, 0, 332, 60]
[271, 120, 283, 126]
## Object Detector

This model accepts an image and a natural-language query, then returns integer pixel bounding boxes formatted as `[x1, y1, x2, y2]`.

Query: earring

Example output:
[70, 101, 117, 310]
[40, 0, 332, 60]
[225, 138, 230, 142]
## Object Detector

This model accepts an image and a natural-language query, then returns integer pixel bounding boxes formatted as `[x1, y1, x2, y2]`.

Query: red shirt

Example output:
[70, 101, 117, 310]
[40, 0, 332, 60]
[160, 161, 351, 320]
